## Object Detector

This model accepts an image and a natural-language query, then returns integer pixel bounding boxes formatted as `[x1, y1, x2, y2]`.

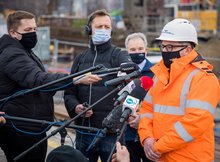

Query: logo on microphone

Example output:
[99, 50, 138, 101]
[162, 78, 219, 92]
[125, 97, 137, 106]
[123, 95, 140, 116]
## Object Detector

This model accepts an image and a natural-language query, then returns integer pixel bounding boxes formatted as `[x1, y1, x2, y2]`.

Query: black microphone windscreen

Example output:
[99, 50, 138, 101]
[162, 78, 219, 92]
[129, 76, 153, 101]
[104, 70, 141, 86]
[120, 62, 139, 73]
[102, 105, 123, 133]
[130, 86, 146, 102]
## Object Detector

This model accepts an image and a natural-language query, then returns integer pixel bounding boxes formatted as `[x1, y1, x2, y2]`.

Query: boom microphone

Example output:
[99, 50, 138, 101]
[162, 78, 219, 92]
[94, 62, 139, 75]
[104, 70, 141, 86]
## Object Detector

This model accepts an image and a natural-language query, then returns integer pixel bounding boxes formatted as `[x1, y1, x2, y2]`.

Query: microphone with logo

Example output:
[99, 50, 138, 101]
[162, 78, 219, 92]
[90, 77, 153, 149]
[105, 76, 153, 162]
[120, 76, 153, 123]
[113, 78, 141, 107]
[102, 76, 153, 133]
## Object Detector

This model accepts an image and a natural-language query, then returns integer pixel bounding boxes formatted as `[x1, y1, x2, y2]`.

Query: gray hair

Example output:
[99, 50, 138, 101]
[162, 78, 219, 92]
[125, 32, 148, 49]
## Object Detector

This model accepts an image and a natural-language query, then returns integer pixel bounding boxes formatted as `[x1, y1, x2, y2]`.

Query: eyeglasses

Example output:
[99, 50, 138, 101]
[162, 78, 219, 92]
[159, 44, 187, 52]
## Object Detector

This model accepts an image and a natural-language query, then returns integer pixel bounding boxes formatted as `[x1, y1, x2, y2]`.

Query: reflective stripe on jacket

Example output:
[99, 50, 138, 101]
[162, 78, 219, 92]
[138, 50, 220, 162]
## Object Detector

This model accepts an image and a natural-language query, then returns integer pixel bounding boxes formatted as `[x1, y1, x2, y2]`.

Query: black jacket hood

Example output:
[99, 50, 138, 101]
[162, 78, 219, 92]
[0, 34, 24, 54]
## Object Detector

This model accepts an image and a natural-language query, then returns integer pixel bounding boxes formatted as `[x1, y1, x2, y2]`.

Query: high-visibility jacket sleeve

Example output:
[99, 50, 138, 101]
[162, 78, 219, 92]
[138, 89, 154, 145]
[154, 73, 220, 154]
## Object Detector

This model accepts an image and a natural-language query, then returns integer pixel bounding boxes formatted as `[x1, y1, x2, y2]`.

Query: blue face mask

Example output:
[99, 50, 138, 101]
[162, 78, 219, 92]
[92, 29, 111, 45]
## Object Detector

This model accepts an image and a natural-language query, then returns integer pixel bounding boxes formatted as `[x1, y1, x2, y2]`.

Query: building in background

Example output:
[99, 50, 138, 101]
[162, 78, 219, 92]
[217, 0, 220, 39]
[1, 0, 220, 74]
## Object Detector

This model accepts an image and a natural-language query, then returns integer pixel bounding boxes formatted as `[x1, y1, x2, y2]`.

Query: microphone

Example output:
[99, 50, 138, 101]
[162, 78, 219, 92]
[120, 95, 139, 122]
[94, 62, 139, 75]
[90, 105, 123, 148]
[104, 70, 141, 86]
[103, 76, 153, 131]
[120, 76, 153, 122]
[120, 62, 139, 73]
[113, 78, 141, 107]
[102, 105, 123, 134]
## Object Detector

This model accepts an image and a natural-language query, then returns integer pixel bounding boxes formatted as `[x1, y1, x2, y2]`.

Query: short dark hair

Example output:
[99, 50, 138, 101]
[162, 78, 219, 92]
[88, 9, 111, 25]
[7, 10, 35, 32]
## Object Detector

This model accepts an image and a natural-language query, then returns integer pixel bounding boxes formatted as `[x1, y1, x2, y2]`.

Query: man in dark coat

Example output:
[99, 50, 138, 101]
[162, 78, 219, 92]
[64, 9, 131, 162]
[0, 10, 100, 162]
[124, 32, 154, 162]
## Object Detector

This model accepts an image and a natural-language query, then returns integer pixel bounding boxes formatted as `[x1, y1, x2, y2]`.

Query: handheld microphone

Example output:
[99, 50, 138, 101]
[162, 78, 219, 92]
[91, 105, 123, 147]
[120, 95, 140, 122]
[113, 76, 153, 106]
[102, 76, 153, 131]
[113, 79, 141, 107]
[102, 105, 123, 134]
[104, 70, 141, 86]
[120, 76, 153, 122]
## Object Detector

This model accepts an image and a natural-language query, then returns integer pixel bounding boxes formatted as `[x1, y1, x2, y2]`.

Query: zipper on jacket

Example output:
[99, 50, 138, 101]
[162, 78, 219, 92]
[87, 45, 98, 127]
[89, 45, 98, 105]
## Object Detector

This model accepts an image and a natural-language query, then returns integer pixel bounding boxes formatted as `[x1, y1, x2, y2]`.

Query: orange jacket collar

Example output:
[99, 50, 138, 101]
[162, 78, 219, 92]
[151, 50, 198, 85]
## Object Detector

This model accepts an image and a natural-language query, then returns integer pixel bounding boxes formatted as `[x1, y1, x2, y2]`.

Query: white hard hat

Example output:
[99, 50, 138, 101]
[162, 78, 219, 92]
[156, 18, 198, 45]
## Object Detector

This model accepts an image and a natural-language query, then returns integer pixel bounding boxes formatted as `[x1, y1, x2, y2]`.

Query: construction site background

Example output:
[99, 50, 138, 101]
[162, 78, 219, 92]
[0, 1, 220, 161]
[0, 0, 220, 78]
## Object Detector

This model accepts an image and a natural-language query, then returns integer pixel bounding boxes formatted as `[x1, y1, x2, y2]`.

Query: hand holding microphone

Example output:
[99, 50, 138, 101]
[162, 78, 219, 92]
[128, 113, 140, 129]
[73, 62, 139, 84]
[73, 74, 102, 85]
[75, 104, 93, 118]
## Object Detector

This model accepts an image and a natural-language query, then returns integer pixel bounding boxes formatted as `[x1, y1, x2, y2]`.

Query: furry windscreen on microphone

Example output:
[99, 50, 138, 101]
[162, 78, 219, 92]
[140, 76, 153, 91]
[102, 105, 123, 133]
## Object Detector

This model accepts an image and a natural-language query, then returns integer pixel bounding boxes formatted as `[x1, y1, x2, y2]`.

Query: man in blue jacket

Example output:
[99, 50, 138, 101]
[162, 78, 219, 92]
[124, 32, 153, 162]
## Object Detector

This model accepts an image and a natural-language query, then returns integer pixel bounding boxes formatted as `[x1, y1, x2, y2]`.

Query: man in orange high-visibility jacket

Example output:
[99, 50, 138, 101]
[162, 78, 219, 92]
[138, 18, 220, 162]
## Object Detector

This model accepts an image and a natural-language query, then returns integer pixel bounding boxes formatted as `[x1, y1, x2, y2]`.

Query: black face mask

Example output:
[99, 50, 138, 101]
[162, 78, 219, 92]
[130, 53, 145, 64]
[162, 48, 185, 69]
[17, 32, 38, 49]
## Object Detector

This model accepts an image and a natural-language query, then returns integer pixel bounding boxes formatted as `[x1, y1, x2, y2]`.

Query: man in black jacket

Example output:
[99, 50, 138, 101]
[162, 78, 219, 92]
[64, 9, 131, 162]
[0, 10, 100, 162]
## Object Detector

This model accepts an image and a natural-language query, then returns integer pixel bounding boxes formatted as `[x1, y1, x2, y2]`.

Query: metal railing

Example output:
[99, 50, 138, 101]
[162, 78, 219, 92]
[50, 39, 89, 64]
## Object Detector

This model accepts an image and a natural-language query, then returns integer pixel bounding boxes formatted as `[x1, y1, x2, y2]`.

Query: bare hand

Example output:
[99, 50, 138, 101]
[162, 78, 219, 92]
[143, 138, 161, 161]
[0, 111, 6, 124]
[74, 74, 102, 85]
[128, 114, 140, 129]
[75, 104, 93, 118]
[112, 142, 130, 162]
